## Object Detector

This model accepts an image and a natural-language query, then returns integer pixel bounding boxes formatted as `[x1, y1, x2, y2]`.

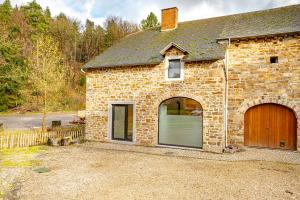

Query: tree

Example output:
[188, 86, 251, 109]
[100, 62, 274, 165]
[140, 12, 159, 30]
[11, 8, 32, 57]
[103, 17, 119, 48]
[0, 0, 12, 25]
[20, 1, 49, 39]
[28, 35, 66, 130]
[50, 13, 80, 61]
[0, 37, 25, 111]
[79, 19, 106, 62]
[0, 1, 27, 111]
[44, 6, 51, 19]
[104, 16, 139, 48]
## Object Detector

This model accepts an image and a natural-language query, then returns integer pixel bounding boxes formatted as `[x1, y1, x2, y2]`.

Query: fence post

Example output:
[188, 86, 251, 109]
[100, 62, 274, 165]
[21, 133, 24, 147]
[0, 126, 85, 150]
[11, 134, 14, 148]
[6, 135, 9, 149]
[33, 133, 36, 146]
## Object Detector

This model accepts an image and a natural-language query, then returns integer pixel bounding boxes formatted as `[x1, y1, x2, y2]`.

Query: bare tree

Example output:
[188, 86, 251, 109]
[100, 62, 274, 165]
[28, 35, 66, 131]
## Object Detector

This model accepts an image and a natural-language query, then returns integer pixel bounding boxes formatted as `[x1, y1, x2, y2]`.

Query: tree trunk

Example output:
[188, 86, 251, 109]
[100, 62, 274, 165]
[42, 94, 46, 132]
[41, 39, 47, 133]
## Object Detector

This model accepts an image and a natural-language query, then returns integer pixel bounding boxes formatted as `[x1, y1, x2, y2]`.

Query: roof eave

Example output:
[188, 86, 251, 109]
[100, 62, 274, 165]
[184, 56, 225, 62]
[83, 61, 162, 70]
[217, 31, 300, 41]
[83, 56, 225, 70]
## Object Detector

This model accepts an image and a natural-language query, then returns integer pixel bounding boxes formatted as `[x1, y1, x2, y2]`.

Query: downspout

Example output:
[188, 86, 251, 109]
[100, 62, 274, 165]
[224, 38, 231, 148]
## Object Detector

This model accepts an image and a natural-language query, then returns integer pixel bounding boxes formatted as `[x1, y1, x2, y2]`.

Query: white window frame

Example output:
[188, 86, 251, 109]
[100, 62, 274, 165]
[165, 55, 184, 81]
[108, 101, 136, 144]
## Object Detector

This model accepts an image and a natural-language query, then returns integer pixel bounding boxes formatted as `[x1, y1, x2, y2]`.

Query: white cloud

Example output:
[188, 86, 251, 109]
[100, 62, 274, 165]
[9, 0, 96, 24]
[179, 2, 225, 22]
[2, 0, 300, 26]
[83, 0, 95, 20]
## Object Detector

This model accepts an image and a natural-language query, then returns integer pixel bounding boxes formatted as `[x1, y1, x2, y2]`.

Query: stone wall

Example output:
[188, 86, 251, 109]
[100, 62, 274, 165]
[227, 35, 300, 151]
[85, 47, 226, 152]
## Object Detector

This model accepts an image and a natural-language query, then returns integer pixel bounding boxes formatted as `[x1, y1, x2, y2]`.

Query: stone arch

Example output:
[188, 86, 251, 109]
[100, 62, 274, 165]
[154, 93, 207, 112]
[237, 96, 299, 150]
[239, 97, 299, 120]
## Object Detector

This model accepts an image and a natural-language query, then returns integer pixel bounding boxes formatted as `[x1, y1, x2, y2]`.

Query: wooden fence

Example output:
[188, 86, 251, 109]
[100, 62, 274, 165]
[0, 126, 85, 149]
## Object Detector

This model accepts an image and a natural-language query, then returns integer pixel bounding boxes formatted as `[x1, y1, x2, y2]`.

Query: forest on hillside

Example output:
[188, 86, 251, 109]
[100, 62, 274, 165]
[0, 0, 159, 113]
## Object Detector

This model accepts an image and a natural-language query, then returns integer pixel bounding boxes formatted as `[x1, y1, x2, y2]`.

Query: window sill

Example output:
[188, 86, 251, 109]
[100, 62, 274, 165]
[156, 144, 203, 151]
[165, 78, 184, 82]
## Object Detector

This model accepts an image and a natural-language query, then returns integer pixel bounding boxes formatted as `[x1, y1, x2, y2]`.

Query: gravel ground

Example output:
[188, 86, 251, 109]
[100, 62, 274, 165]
[15, 143, 300, 200]
[0, 147, 45, 200]
[0, 168, 25, 199]
[84, 142, 300, 164]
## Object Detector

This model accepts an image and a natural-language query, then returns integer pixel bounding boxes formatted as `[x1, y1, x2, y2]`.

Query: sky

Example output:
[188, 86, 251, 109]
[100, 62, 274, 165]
[2, 0, 300, 26]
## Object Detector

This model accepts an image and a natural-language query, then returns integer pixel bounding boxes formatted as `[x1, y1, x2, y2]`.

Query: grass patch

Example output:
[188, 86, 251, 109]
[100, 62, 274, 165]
[0, 146, 47, 156]
[1, 160, 41, 167]
[0, 146, 47, 168]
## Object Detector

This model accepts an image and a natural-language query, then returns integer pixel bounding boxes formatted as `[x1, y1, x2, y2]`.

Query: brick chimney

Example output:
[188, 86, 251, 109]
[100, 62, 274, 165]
[161, 7, 178, 31]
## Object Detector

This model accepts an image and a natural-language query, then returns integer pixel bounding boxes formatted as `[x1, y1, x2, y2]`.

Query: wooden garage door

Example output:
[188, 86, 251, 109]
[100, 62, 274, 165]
[244, 103, 297, 150]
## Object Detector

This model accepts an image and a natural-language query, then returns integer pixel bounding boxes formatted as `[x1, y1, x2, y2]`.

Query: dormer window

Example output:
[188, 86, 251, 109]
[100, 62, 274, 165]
[160, 42, 187, 81]
[165, 56, 184, 81]
[168, 59, 181, 78]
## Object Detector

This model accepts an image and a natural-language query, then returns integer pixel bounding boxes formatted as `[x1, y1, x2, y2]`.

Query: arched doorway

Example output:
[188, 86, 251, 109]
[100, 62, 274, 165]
[244, 103, 297, 150]
[158, 97, 203, 148]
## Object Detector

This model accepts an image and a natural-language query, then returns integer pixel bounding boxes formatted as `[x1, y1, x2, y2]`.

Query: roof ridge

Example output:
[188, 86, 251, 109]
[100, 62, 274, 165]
[177, 4, 300, 25]
[83, 4, 300, 69]
[109, 4, 300, 43]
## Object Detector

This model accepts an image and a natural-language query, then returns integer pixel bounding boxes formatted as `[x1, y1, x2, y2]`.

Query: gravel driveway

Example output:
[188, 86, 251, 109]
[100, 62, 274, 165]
[0, 113, 76, 130]
[15, 144, 300, 200]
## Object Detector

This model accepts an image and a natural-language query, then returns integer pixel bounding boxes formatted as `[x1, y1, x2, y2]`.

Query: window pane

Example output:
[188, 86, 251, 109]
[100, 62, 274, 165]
[159, 98, 203, 148]
[113, 106, 126, 139]
[168, 59, 181, 78]
[112, 104, 133, 141]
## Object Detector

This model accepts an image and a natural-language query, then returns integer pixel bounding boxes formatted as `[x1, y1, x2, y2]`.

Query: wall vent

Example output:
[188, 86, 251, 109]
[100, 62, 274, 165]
[270, 56, 278, 63]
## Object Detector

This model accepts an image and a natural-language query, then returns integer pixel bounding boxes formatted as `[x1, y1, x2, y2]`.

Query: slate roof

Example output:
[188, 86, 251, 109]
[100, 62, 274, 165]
[83, 4, 300, 69]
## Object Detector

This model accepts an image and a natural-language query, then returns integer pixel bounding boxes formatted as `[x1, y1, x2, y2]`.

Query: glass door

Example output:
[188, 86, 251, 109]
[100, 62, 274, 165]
[112, 104, 133, 141]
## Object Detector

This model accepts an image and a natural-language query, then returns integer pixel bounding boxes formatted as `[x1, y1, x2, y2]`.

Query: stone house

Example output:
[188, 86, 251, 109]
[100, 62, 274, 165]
[83, 5, 300, 153]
